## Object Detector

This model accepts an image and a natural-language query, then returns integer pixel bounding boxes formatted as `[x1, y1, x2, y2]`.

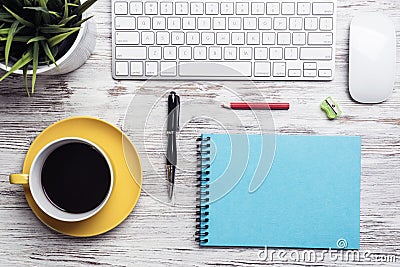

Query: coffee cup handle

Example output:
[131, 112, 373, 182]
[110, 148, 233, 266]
[10, 174, 29, 185]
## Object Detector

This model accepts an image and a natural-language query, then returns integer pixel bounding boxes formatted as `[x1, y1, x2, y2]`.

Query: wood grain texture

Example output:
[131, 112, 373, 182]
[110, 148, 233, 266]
[1, 0, 400, 266]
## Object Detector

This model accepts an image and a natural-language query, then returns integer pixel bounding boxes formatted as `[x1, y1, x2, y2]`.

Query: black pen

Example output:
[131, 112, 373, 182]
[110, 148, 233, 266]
[166, 91, 180, 200]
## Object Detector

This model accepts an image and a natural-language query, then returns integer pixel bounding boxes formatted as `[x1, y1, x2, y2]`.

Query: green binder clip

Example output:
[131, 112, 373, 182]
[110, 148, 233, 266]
[321, 97, 342, 119]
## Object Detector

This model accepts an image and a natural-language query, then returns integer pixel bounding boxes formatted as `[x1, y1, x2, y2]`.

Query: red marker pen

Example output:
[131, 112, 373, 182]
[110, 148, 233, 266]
[221, 102, 290, 110]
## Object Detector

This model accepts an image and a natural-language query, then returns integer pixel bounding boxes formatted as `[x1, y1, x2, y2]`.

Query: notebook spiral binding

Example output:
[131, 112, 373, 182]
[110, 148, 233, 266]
[195, 136, 211, 244]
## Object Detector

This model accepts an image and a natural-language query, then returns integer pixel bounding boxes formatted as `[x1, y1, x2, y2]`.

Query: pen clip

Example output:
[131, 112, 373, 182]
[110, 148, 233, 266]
[167, 92, 175, 113]
[175, 94, 180, 131]
[168, 92, 180, 131]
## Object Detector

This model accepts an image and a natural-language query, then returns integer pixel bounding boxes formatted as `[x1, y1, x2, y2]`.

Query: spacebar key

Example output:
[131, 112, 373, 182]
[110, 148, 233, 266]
[179, 62, 252, 77]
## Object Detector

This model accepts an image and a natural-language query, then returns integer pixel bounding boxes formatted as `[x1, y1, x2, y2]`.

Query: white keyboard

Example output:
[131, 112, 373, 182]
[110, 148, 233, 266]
[112, 0, 336, 80]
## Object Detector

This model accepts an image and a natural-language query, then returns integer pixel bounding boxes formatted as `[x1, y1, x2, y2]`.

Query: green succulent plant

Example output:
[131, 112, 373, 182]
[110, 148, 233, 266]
[0, 0, 97, 95]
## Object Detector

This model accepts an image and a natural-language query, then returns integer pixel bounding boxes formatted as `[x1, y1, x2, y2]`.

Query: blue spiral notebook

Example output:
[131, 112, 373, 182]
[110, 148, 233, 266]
[196, 134, 361, 249]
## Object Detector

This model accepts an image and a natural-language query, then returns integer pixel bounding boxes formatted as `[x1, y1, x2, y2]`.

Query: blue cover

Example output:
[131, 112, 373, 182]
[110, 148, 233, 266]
[199, 134, 361, 249]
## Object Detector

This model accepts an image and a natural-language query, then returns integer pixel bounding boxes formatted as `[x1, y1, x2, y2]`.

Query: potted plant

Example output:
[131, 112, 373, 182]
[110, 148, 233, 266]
[0, 0, 97, 94]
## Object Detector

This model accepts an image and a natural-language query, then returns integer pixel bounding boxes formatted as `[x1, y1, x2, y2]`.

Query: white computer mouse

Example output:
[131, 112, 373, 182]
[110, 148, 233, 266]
[349, 13, 396, 103]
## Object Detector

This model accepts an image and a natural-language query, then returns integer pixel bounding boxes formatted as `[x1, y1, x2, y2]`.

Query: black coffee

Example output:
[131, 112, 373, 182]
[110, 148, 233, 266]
[41, 142, 111, 214]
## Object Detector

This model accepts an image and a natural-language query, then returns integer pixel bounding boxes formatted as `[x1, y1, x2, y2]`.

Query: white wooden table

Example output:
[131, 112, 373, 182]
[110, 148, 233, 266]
[1, 0, 400, 266]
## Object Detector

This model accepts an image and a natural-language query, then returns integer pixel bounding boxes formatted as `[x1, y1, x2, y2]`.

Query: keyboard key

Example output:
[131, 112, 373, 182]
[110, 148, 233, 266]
[115, 47, 147, 59]
[304, 69, 317, 77]
[297, 2, 311, 15]
[198, 17, 211, 30]
[209, 46, 222, 59]
[273, 62, 286, 77]
[145, 62, 158, 76]
[168, 17, 181, 30]
[190, 2, 204, 15]
[254, 62, 271, 77]
[153, 17, 166, 30]
[319, 69, 332, 77]
[115, 2, 128, 15]
[160, 2, 173, 15]
[288, 69, 301, 77]
[179, 46, 192, 59]
[201, 32, 215, 44]
[161, 62, 177, 76]
[254, 47, 268, 60]
[175, 2, 188, 14]
[183, 17, 196, 30]
[270, 47, 283, 60]
[251, 2, 265, 15]
[179, 62, 251, 76]
[148, 46, 162, 59]
[236, 3, 249, 14]
[282, 2, 295, 15]
[156, 31, 170, 44]
[171, 31, 185, 45]
[292, 32, 306, 45]
[141, 31, 154, 44]
[221, 2, 234, 15]
[274, 18, 287, 30]
[216, 32, 230, 45]
[224, 47, 237, 60]
[304, 17, 318, 30]
[243, 17, 257, 30]
[313, 2, 334, 15]
[205, 2, 219, 15]
[115, 61, 128, 75]
[187, 32, 200, 44]
[259, 17, 272, 30]
[262, 33, 276, 45]
[239, 47, 252, 60]
[320, 17, 333, 31]
[129, 2, 142, 15]
[213, 18, 226, 30]
[232, 32, 245, 45]
[304, 62, 317, 69]
[247, 32, 260, 45]
[130, 61, 143, 76]
[194, 46, 207, 59]
[300, 47, 332, 60]
[164, 46, 177, 59]
[284, 47, 298, 60]
[277, 32, 290, 45]
[115, 17, 135, 30]
[145, 2, 158, 14]
[308, 32, 333, 45]
[266, 2, 280, 15]
[115, 31, 139, 44]
[228, 17, 241, 30]
[137, 17, 151, 30]
[289, 17, 302, 30]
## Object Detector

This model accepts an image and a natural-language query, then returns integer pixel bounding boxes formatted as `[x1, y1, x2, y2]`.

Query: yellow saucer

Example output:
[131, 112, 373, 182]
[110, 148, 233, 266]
[21, 116, 142, 237]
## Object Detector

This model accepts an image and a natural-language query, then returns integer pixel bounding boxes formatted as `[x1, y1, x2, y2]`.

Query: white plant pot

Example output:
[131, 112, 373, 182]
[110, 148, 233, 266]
[0, 4, 96, 76]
